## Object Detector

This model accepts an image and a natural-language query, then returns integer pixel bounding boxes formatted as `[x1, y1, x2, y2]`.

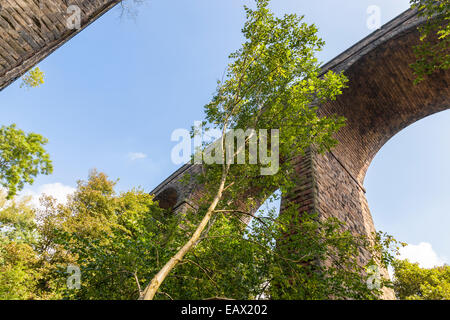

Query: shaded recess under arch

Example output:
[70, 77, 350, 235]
[154, 187, 178, 210]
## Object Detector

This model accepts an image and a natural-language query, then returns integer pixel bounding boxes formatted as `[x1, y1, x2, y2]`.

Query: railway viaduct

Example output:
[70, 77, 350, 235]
[152, 8, 449, 235]
[0, 2, 448, 299]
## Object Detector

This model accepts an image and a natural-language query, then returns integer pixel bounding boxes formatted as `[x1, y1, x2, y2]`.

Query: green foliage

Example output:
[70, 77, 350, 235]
[0, 0, 405, 300]
[37, 170, 180, 300]
[192, 0, 348, 240]
[0, 192, 39, 299]
[0, 192, 36, 242]
[393, 259, 450, 299]
[0, 190, 72, 300]
[410, 0, 449, 83]
[0, 172, 401, 300]
[0, 241, 38, 299]
[119, 0, 146, 19]
[21, 67, 45, 89]
[264, 207, 398, 300]
[157, 198, 401, 300]
[0, 171, 177, 300]
[47, 173, 399, 300]
[203, 0, 347, 142]
[0, 124, 53, 198]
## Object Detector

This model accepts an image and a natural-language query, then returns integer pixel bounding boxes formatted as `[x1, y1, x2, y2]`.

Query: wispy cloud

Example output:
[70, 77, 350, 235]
[128, 152, 148, 161]
[398, 242, 448, 268]
[20, 183, 76, 209]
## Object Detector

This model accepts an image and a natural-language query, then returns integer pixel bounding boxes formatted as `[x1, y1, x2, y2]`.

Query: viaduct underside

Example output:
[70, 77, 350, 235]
[0, 3, 448, 299]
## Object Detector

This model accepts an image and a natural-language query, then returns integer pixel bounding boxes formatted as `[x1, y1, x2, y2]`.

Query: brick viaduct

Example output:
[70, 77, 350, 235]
[153, 9, 449, 232]
[0, 2, 448, 298]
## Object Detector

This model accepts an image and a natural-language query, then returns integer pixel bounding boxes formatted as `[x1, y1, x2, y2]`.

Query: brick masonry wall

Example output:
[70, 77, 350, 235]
[283, 148, 396, 298]
[319, 27, 449, 184]
[0, 0, 120, 91]
[284, 15, 448, 300]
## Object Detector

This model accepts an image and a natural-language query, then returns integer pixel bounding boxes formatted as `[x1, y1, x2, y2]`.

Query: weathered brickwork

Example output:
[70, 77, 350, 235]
[319, 28, 449, 184]
[280, 148, 316, 214]
[0, 0, 120, 91]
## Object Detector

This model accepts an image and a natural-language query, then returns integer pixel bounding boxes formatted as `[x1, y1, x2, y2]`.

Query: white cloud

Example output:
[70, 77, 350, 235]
[128, 152, 148, 161]
[398, 242, 448, 269]
[20, 183, 76, 209]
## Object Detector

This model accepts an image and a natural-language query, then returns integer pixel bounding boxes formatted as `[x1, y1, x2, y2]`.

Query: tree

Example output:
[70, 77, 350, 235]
[410, 0, 449, 83]
[35, 170, 182, 300]
[0, 0, 406, 300]
[2, 60, 51, 199]
[0, 170, 172, 300]
[140, 0, 386, 300]
[0, 189, 72, 300]
[393, 259, 450, 299]
[1, 171, 172, 300]
[0, 191, 39, 299]
[0, 124, 53, 198]
[4, 64, 52, 199]
[39, 172, 401, 300]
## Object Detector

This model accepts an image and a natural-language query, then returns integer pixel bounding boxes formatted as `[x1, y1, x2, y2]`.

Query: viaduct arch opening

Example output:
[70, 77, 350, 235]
[364, 110, 450, 266]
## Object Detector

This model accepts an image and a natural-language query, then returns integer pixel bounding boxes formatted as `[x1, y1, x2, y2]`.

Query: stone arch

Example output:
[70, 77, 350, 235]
[291, 10, 449, 234]
[278, 10, 448, 300]
[319, 27, 449, 186]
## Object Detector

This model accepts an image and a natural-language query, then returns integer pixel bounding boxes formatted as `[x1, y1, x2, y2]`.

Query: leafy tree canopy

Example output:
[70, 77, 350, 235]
[393, 259, 450, 300]
[0, 171, 402, 300]
[21, 67, 45, 89]
[0, 124, 53, 198]
[0, 191, 39, 299]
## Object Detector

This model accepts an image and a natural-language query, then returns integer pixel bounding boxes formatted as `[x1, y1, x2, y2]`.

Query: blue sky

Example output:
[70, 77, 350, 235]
[0, 0, 448, 266]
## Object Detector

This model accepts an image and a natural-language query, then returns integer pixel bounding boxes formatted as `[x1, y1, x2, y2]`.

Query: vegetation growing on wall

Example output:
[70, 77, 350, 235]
[410, 0, 449, 83]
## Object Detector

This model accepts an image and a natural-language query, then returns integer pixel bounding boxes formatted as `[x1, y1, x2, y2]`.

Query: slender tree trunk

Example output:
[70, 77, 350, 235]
[141, 58, 249, 299]
[141, 163, 229, 300]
